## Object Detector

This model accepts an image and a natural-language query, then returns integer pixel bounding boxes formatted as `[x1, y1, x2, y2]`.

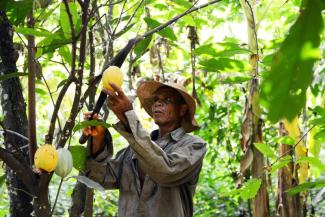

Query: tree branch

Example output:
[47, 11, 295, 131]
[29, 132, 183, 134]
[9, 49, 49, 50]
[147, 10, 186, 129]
[77, 0, 223, 127]
[27, 9, 37, 166]
[0, 147, 37, 194]
[57, 0, 91, 148]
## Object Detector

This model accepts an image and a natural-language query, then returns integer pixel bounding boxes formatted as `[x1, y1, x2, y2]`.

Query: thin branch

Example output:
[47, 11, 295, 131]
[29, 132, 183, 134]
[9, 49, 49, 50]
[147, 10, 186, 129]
[50, 178, 64, 217]
[0, 129, 29, 141]
[112, 0, 128, 36]
[40, 71, 62, 132]
[270, 125, 316, 167]
[15, 32, 27, 48]
[27, 9, 37, 166]
[62, 0, 77, 78]
[57, 0, 91, 148]
[46, 59, 70, 74]
[123, 0, 145, 30]
[45, 77, 73, 144]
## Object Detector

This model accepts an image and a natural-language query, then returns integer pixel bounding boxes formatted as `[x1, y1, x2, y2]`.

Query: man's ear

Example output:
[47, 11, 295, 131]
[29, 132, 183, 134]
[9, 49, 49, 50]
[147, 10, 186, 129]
[179, 104, 188, 117]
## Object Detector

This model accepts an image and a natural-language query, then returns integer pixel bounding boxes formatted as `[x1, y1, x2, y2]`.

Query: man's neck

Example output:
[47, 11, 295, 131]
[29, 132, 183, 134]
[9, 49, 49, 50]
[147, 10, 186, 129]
[158, 123, 181, 138]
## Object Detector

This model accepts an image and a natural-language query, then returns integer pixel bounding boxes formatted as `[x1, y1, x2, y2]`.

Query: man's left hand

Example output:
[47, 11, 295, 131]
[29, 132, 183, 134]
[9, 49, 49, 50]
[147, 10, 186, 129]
[105, 82, 133, 125]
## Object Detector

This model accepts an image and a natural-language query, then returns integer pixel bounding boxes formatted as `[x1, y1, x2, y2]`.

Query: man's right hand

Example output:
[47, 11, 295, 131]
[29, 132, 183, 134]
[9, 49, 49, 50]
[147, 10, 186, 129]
[83, 112, 107, 155]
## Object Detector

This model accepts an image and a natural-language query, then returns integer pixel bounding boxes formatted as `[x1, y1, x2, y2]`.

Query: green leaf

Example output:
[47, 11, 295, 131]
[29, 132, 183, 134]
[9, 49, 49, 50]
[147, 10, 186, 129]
[60, 2, 82, 38]
[194, 44, 218, 56]
[276, 135, 296, 145]
[239, 178, 262, 200]
[0, 72, 28, 81]
[36, 30, 70, 58]
[254, 143, 276, 159]
[35, 88, 47, 96]
[115, 23, 136, 38]
[287, 180, 325, 195]
[199, 58, 249, 73]
[73, 120, 111, 132]
[15, 27, 53, 37]
[69, 145, 87, 171]
[297, 157, 325, 171]
[195, 42, 250, 57]
[58, 46, 72, 65]
[172, 0, 193, 8]
[144, 17, 177, 41]
[5, 0, 33, 25]
[0, 174, 5, 187]
[134, 35, 152, 57]
[271, 155, 293, 173]
[109, 15, 131, 25]
[310, 117, 325, 126]
[314, 128, 325, 141]
[220, 75, 251, 84]
[260, 0, 324, 123]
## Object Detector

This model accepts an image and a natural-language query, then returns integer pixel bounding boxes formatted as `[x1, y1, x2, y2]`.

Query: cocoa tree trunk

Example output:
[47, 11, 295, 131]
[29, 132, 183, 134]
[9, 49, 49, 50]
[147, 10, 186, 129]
[0, 10, 33, 217]
[276, 122, 303, 217]
[239, 0, 270, 216]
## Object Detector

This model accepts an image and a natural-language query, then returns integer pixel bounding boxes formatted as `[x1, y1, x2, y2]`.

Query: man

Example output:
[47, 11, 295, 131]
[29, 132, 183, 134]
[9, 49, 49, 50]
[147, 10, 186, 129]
[84, 80, 206, 217]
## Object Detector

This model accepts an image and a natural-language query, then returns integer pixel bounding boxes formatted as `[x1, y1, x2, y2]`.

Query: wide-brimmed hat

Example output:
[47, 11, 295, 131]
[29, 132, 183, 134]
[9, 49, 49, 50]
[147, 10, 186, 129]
[136, 80, 200, 133]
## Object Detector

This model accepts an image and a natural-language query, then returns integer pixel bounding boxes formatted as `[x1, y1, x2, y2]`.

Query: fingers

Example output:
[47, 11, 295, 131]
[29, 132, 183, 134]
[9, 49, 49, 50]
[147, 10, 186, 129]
[83, 112, 103, 120]
[110, 82, 125, 97]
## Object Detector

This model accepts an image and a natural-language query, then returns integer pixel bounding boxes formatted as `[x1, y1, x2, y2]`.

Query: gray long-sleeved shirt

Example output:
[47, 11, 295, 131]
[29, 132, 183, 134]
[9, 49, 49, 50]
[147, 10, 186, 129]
[86, 110, 206, 217]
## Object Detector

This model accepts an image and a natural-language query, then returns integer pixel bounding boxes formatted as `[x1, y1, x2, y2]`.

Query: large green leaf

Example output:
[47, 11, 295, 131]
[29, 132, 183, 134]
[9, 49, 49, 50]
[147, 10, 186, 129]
[239, 178, 262, 200]
[36, 29, 70, 58]
[297, 156, 325, 171]
[73, 120, 111, 132]
[4, 0, 33, 26]
[60, 2, 82, 38]
[134, 35, 152, 58]
[271, 155, 293, 173]
[58, 45, 72, 65]
[199, 58, 249, 73]
[144, 17, 177, 41]
[195, 42, 250, 57]
[254, 143, 276, 159]
[15, 27, 53, 37]
[287, 180, 325, 195]
[69, 145, 87, 171]
[260, 0, 324, 123]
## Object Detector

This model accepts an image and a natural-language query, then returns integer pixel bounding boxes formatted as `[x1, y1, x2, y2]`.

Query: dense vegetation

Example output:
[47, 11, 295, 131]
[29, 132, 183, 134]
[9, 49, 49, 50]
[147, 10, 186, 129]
[0, 0, 324, 216]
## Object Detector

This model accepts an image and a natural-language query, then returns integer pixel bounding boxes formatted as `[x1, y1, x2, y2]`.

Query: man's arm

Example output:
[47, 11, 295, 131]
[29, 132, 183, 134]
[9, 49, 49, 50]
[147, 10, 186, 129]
[114, 110, 206, 187]
[82, 114, 124, 190]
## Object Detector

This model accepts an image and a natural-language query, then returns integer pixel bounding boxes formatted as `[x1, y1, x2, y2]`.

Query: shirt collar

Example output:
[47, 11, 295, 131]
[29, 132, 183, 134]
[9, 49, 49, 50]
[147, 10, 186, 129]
[150, 127, 185, 142]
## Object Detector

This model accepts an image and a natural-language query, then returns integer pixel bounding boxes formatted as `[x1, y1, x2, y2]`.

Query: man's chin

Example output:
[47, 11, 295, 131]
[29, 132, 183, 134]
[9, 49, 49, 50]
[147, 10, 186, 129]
[153, 118, 163, 125]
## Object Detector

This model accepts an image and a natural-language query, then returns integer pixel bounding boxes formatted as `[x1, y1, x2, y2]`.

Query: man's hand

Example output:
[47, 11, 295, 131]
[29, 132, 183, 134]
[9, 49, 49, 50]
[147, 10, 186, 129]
[82, 113, 107, 155]
[105, 82, 133, 126]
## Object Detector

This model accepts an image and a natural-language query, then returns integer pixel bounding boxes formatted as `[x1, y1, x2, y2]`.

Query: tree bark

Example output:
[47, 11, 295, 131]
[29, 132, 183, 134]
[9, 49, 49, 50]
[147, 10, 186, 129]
[0, 11, 33, 217]
[239, 0, 270, 216]
[276, 122, 303, 217]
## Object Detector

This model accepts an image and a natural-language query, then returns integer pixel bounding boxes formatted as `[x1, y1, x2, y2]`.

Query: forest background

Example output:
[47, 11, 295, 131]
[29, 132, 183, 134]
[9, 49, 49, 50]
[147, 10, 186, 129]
[0, 0, 324, 216]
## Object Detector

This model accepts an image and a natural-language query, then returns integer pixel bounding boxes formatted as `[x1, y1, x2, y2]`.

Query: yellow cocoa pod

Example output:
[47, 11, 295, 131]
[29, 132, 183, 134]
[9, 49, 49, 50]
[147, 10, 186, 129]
[34, 144, 58, 173]
[102, 66, 123, 91]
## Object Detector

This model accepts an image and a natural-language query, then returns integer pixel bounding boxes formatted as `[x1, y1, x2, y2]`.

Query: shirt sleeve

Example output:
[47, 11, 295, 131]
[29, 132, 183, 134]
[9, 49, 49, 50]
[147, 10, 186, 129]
[113, 110, 206, 187]
[85, 129, 126, 189]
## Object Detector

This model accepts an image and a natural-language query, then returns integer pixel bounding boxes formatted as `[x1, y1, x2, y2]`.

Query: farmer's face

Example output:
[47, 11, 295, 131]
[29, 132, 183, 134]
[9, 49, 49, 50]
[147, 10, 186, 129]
[151, 87, 187, 127]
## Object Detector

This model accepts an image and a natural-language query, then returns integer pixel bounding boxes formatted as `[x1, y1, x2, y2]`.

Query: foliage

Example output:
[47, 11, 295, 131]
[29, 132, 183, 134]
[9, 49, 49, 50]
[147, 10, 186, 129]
[0, 0, 324, 216]
[260, 0, 324, 123]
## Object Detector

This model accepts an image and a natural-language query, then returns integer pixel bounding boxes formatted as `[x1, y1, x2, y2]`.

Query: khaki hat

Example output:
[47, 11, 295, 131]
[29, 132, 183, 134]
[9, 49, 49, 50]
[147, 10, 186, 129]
[136, 80, 200, 133]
